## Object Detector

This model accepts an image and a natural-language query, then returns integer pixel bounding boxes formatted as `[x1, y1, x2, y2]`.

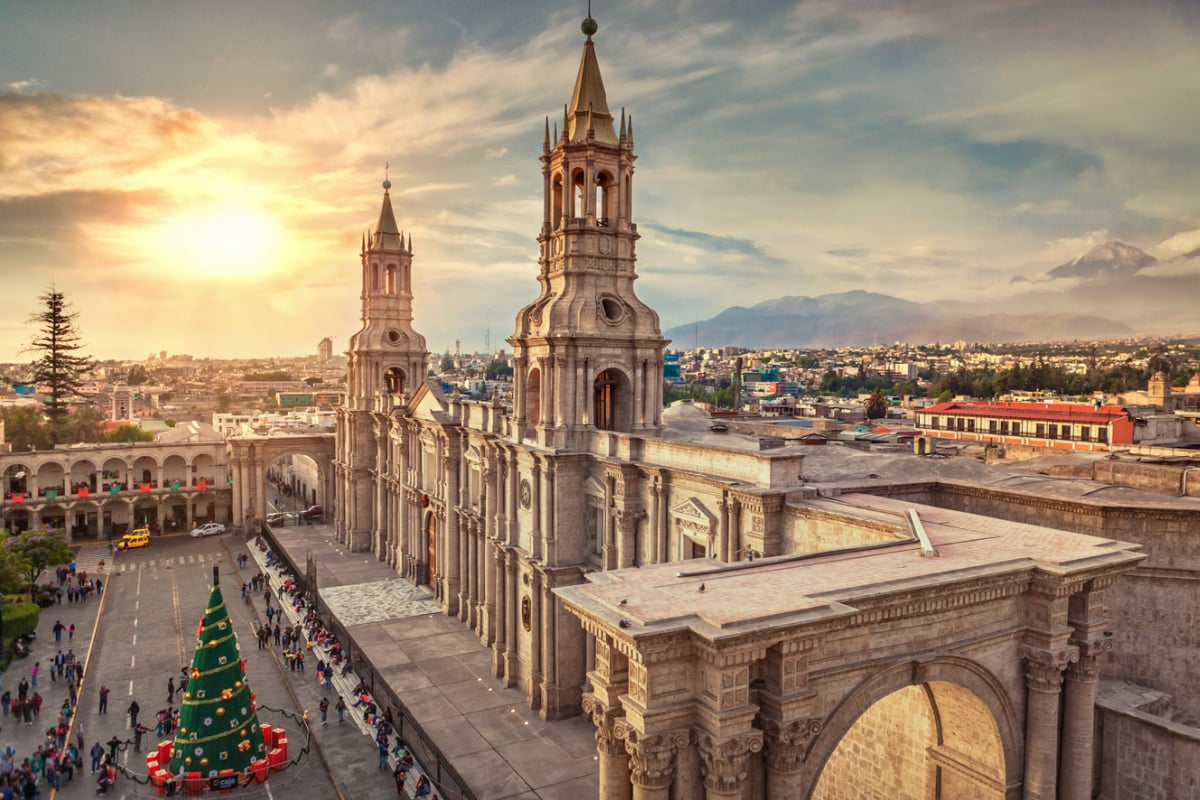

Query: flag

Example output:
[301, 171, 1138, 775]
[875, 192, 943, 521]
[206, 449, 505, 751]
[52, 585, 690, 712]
[197, 478, 208, 490]
[77, 487, 89, 498]
[170, 480, 181, 491]
[110, 484, 120, 496]
[46, 489, 57, 500]
[140, 483, 151, 493]
[12, 493, 23, 504]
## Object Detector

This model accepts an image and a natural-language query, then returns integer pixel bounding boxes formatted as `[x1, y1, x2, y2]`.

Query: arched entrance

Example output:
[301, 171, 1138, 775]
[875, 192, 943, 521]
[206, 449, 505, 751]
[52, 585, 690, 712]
[810, 671, 1013, 800]
[425, 512, 437, 588]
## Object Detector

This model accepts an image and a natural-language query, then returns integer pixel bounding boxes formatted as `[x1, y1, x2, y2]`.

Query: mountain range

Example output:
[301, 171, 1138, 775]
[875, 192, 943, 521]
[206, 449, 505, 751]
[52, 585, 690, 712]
[664, 241, 1198, 348]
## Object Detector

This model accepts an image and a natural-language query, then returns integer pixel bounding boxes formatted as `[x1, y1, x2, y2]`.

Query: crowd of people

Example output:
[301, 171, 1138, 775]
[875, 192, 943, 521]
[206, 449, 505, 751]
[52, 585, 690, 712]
[251, 537, 440, 798]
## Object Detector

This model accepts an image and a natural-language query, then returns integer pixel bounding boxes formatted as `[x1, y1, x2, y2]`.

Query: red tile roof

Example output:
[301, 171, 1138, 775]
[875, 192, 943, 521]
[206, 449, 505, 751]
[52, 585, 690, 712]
[921, 401, 1129, 426]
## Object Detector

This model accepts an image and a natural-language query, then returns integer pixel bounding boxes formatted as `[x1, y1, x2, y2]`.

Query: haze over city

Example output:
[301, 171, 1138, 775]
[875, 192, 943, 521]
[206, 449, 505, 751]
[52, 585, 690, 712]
[1, 0, 1198, 360]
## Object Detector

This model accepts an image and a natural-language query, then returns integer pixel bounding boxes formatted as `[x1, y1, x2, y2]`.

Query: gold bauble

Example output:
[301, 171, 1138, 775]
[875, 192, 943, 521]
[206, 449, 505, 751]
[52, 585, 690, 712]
[200, 758, 208, 767]
[179, 727, 187, 735]
[208, 639, 218, 647]
[184, 692, 191, 700]
[234, 681, 243, 689]
[184, 757, 192, 765]
[216, 707, 225, 716]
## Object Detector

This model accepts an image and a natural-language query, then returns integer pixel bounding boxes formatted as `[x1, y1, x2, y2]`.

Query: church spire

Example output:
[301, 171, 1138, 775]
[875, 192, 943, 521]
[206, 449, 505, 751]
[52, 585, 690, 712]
[567, 15, 617, 144]
[371, 177, 404, 251]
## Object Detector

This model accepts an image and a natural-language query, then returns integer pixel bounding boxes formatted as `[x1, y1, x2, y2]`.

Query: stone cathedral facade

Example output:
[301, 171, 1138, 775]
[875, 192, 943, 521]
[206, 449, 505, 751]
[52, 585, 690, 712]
[334, 17, 809, 720]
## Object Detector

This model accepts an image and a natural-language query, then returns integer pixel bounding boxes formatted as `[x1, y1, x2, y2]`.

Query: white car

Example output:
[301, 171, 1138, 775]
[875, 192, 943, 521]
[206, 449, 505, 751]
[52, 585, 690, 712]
[191, 522, 226, 538]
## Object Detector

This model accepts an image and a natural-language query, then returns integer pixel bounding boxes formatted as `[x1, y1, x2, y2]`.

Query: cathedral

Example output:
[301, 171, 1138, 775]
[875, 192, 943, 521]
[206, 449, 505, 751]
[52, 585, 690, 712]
[332, 15, 1193, 800]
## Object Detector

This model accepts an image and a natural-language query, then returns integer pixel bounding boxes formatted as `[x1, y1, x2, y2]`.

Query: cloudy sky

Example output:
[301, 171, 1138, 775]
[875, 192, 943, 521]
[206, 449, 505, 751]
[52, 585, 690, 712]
[1, 0, 1198, 360]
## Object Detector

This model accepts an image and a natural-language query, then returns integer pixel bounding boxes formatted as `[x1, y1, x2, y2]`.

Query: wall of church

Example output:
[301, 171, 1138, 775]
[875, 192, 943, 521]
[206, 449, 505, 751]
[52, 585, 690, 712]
[781, 505, 905, 553]
[812, 685, 936, 800]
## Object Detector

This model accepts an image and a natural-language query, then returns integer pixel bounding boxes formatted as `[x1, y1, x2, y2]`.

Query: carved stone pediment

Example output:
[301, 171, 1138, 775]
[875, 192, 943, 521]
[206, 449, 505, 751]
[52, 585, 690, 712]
[670, 497, 716, 540]
[584, 475, 606, 498]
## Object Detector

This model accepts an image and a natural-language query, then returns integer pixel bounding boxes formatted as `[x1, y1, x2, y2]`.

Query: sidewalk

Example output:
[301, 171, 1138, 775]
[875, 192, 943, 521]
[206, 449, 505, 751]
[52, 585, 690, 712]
[230, 536, 409, 800]
[259, 525, 599, 800]
[0, 557, 104, 793]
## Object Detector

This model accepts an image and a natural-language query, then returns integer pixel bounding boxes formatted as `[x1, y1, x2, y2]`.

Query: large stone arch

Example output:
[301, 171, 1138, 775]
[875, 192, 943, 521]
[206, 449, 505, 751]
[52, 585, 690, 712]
[805, 655, 1022, 799]
[228, 435, 336, 527]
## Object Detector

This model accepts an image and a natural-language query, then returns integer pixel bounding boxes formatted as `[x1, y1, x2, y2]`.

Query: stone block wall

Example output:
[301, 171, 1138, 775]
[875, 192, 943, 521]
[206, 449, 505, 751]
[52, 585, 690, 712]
[1092, 460, 1200, 498]
[1097, 700, 1200, 799]
[812, 685, 935, 800]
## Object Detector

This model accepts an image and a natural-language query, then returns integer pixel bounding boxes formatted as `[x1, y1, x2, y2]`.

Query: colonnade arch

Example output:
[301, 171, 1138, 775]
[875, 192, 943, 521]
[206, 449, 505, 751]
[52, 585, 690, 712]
[228, 434, 335, 527]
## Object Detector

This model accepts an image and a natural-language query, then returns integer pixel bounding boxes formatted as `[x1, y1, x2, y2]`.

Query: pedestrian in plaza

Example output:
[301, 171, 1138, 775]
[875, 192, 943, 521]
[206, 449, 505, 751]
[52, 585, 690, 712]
[128, 699, 140, 729]
[393, 764, 407, 796]
[167, 676, 175, 704]
[318, 697, 328, 726]
[0, 689, 9, 716]
[107, 735, 122, 762]
[335, 696, 347, 723]
[89, 742, 103, 773]
[378, 738, 390, 770]
[53, 620, 65, 642]
[273, 624, 281, 646]
[30, 662, 39, 687]
[68, 623, 75, 640]
[68, 680, 78, 707]
[132, 722, 147, 753]
[17, 677, 28, 701]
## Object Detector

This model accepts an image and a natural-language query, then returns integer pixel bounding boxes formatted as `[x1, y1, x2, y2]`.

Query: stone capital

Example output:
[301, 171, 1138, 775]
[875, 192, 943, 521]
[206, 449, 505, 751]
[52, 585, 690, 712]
[581, 694, 626, 758]
[761, 717, 822, 773]
[697, 731, 764, 793]
[1020, 645, 1078, 692]
[616, 726, 690, 790]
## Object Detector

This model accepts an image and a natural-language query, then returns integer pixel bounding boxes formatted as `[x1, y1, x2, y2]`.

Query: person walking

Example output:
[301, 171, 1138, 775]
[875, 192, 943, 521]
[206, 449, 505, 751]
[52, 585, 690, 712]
[393, 765, 407, 797]
[68, 623, 75, 641]
[90, 742, 103, 773]
[378, 738, 390, 770]
[128, 699, 140, 729]
[335, 696, 347, 724]
[30, 662, 39, 688]
[132, 723, 146, 753]
[53, 620, 65, 642]
[167, 676, 175, 704]
[318, 697, 329, 726]
[98, 684, 109, 714]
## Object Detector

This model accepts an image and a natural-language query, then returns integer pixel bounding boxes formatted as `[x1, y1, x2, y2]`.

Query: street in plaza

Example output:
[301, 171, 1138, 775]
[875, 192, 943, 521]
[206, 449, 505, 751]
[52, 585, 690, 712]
[1, 531, 401, 799]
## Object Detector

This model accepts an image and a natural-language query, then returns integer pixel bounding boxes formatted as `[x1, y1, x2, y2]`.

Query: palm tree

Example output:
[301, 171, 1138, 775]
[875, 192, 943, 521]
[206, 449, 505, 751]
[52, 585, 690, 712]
[865, 390, 887, 421]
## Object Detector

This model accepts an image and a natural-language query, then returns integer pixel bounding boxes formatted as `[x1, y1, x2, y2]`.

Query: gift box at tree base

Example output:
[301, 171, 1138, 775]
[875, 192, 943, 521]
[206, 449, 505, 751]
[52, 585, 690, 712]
[154, 566, 280, 787]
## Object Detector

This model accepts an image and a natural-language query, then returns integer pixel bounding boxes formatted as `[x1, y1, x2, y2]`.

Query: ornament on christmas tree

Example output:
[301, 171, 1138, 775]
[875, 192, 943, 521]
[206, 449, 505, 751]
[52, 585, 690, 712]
[167, 566, 268, 782]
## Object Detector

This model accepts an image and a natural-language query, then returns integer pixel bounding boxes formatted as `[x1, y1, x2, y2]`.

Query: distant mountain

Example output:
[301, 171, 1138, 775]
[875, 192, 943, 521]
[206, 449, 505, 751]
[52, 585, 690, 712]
[664, 290, 1130, 348]
[1045, 241, 1156, 280]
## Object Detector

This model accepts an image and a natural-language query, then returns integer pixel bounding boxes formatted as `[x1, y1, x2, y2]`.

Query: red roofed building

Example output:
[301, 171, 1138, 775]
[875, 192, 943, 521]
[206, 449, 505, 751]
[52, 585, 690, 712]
[915, 400, 1137, 452]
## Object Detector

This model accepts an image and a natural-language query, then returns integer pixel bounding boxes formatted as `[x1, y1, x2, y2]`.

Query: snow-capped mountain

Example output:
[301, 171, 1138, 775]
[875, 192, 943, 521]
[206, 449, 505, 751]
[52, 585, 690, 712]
[1046, 240, 1157, 280]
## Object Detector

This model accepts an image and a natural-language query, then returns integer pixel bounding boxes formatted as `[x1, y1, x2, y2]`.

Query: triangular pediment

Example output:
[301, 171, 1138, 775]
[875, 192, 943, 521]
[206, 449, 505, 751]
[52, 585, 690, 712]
[583, 476, 606, 498]
[669, 497, 716, 524]
[411, 379, 448, 422]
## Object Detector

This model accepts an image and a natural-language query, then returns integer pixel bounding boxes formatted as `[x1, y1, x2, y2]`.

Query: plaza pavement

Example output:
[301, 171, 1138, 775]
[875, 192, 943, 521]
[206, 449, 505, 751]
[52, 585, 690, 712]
[260, 523, 600, 800]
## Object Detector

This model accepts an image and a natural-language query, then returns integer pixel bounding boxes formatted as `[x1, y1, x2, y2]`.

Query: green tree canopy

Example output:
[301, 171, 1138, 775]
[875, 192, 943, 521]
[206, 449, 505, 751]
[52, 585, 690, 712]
[0, 406, 53, 451]
[26, 287, 94, 442]
[8, 528, 73, 592]
[126, 364, 149, 385]
[106, 424, 154, 443]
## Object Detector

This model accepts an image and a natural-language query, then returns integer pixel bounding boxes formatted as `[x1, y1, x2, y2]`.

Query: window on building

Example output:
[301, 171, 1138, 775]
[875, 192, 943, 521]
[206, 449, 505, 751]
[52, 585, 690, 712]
[1036, 423, 1045, 438]
[1098, 427, 1108, 444]
[1081, 427, 1091, 442]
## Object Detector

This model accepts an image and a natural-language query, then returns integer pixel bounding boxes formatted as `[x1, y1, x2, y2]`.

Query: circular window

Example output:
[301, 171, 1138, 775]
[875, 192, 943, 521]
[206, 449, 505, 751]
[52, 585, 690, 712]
[387, 329, 402, 344]
[600, 297, 624, 323]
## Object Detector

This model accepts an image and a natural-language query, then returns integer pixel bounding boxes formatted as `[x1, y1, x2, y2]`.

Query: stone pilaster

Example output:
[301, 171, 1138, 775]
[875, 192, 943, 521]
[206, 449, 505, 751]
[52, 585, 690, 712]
[616, 725, 690, 800]
[1060, 638, 1110, 800]
[582, 695, 631, 800]
[697, 731, 764, 800]
[1020, 645, 1077, 800]
[761, 717, 821, 796]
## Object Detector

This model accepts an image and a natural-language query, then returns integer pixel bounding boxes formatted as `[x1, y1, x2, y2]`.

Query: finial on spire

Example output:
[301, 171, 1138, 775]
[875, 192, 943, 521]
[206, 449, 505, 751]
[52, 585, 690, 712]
[383, 162, 391, 191]
[582, 1, 597, 39]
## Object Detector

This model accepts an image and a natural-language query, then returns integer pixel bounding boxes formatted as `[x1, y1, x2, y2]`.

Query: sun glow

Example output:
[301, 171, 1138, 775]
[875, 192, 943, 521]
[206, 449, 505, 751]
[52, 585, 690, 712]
[149, 208, 280, 277]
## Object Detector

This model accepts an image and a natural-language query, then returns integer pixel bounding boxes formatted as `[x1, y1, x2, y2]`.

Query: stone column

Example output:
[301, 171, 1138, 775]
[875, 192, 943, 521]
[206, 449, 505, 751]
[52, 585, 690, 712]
[582, 696, 631, 800]
[444, 444, 460, 616]
[762, 718, 821, 798]
[539, 573, 558, 718]
[231, 454, 243, 528]
[616, 511, 639, 569]
[491, 546, 507, 676]
[466, 520, 478, 628]
[1060, 641, 1108, 800]
[697, 732, 764, 800]
[621, 729, 689, 800]
[1020, 646, 1076, 800]
[504, 550, 519, 687]
[529, 568, 543, 710]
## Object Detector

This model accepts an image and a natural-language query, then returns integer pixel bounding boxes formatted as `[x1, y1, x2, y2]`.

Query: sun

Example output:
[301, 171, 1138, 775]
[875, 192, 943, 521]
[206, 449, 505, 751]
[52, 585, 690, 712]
[150, 208, 279, 277]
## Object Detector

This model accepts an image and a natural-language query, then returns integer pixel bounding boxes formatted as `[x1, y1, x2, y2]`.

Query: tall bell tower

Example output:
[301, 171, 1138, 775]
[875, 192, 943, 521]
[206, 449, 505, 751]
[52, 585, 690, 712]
[509, 15, 667, 449]
[336, 177, 428, 550]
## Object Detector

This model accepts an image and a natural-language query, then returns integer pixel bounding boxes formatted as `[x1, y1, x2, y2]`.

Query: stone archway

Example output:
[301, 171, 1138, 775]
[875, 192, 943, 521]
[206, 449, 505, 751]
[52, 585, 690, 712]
[228, 435, 336, 528]
[805, 657, 1021, 800]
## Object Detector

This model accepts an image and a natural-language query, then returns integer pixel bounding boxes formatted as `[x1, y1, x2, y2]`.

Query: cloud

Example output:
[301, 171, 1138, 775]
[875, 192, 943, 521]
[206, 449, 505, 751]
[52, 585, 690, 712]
[1158, 228, 1200, 256]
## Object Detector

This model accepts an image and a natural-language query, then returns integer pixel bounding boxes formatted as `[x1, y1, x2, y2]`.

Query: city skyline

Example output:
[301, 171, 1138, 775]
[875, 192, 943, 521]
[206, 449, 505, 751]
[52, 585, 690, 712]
[2, 0, 1198, 361]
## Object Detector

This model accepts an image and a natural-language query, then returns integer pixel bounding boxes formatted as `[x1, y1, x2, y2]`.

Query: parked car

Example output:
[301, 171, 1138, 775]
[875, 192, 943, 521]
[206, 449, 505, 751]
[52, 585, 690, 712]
[299, 505, 324, 522]
[190, 522, 226, 538]
[266, 512, 288, 527]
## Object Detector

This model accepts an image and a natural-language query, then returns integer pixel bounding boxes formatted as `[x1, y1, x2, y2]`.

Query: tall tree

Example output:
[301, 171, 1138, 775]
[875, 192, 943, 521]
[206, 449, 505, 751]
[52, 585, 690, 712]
[26, 287, 94, 442]
[865, 390, 888, 420]
[8, 528, 73, 594]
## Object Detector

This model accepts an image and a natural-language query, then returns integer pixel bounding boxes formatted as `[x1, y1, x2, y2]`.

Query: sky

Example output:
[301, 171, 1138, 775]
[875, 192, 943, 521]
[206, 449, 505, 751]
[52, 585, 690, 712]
[1, 0, 1199, 361]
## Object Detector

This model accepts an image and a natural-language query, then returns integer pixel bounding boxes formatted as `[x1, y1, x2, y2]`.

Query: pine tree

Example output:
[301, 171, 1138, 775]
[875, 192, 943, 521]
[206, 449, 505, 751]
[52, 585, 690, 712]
[26, 287, 94, 442]
[169, 567, 266, 778]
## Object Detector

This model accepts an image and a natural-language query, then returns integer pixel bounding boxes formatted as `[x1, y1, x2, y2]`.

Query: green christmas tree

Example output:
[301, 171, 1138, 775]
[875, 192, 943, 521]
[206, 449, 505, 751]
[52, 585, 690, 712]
[168, 567, 267, 777]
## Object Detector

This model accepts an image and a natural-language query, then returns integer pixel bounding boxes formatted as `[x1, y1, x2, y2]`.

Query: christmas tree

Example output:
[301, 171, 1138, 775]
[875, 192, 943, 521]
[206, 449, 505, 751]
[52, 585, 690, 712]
[168, 566, 267, 778]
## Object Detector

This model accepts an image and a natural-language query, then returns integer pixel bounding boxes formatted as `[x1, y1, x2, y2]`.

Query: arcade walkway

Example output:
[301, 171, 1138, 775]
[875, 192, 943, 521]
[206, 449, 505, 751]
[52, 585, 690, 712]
[264, 523, 599, 800]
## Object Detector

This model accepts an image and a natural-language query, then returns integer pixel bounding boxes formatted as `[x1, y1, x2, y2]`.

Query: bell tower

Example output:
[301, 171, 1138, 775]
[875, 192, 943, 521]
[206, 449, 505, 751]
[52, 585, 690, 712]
[337, 177, 428, 550]
[509, 15, 667, 449]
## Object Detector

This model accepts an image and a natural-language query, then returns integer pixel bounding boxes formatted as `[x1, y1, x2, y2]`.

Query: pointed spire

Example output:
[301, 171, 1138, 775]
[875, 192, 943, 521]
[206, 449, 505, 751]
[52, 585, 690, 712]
[543, 117, 551, 153]
[620, 108, 626, 141]
[628, 114, 634, 148]
[553, 121, 558, 143]
[371, 177, 404, 251]
[563, 103, 569, 144]
[566, 17, 617, 144]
